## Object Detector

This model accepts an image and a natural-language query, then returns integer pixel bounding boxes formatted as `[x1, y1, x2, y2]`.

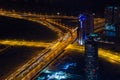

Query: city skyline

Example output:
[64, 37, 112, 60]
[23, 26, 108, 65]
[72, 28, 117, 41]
[0, 1, 120, 80]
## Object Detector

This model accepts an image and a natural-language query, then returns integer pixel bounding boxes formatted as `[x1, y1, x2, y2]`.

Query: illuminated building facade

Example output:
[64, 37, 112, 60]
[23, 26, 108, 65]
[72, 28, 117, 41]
[84, 34, 99, 80]
[78, 13, 94, 45]
[104, 6, 120, 42]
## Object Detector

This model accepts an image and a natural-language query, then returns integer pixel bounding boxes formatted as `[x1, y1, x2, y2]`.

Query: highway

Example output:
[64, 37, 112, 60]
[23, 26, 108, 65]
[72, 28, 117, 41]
[0, 9, 77, 80]
[0, 40, 50, 48]
[0, 9, 119, 80]
[18, 17, 77, 80]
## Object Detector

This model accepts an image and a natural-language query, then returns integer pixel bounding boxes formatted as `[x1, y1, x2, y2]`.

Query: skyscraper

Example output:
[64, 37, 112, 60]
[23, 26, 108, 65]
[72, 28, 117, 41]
[104, 6, 120, 42]
[84, 34, 99, 80]
[78, 13, 94, 45]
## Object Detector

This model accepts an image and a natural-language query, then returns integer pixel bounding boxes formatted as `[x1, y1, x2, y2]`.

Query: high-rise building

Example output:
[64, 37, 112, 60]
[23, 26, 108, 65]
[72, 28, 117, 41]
[84, 34, 99, 80]
[78, 13, 94, 45]
[104, 6, 120, 42]
[105, 6, 120, 24]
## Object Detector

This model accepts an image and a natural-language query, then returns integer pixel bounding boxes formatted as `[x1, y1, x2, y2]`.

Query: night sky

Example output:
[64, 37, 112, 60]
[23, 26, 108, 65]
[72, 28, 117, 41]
[0, 0, 120, 16]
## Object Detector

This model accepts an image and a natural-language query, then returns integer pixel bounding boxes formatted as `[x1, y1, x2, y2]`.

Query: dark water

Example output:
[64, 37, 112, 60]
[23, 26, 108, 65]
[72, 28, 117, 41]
[0, 16, 57, 42]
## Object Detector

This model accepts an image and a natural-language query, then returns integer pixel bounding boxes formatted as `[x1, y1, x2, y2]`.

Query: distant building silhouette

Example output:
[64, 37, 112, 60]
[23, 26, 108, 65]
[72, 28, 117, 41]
[104, 6, 120, 43]
[84, 34, 99, 80]
[78, 13, 94, 45]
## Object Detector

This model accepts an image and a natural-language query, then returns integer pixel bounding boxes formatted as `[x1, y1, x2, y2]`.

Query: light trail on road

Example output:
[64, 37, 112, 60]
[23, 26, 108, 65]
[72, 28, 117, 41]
[1, 38, 119, 65]
[1, 8, 119, 80]
[0, 40, 50, 47]
[0, 9, 75, 80]
[65, 44, 120, 64]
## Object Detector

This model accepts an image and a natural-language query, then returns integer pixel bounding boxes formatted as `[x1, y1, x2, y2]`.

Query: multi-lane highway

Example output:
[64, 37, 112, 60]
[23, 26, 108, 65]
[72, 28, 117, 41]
[66, 44, 120, 64]
[0, 40, 50, 47]
[0, 9, 77, 80]
[0, 9, 119, 80]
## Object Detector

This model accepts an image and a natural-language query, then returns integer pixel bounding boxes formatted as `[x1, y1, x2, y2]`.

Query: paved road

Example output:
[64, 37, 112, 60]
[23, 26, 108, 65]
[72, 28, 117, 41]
[0, 9, 110, 80]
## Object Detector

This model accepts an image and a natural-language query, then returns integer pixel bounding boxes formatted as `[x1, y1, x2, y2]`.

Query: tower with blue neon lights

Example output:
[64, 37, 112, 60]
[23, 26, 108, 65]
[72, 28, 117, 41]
[78, 13, 94, 45]
[77, 13, 99, 80]
[78, 14, 87, 45]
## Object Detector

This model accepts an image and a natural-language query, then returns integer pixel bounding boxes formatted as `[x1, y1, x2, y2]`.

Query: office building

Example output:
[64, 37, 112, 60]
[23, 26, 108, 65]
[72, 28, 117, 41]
[104, 6, 120, 42]
[84, 34, 99, 80]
